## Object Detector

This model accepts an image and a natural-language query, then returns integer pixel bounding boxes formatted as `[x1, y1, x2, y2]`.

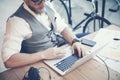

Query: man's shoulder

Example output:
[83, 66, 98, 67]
[45, 1, 53, 8]
[6, 16, 31, 37]
[7, 16, 30, 31]
[7, 16, 27, 24]
[45, 1, 55, 11]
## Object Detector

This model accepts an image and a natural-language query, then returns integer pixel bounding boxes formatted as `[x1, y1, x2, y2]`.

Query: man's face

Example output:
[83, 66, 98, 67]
[25, 0, 46, 14]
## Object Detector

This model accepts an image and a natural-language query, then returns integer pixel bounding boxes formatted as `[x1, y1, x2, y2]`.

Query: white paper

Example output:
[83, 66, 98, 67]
[91, 28, 120, 73]
[93, 29, 120, 60]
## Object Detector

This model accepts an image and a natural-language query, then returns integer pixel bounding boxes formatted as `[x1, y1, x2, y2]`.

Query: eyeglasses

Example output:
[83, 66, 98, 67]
[31, 0, 46, 5]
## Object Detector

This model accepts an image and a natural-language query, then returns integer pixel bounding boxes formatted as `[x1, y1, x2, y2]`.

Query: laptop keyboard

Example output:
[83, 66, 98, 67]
[54, 51, 82, 72]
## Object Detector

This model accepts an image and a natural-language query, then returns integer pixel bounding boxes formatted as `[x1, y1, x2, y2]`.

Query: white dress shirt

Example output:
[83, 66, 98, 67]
[1, 1, 69, 62]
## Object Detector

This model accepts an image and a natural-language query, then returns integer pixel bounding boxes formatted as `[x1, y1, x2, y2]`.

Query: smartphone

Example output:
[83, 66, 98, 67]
[81, 38, 96, 47]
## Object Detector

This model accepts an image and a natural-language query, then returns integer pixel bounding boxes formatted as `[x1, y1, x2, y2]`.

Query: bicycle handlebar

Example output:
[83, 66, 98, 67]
[86, 0, 92, 2]
[109, 6, 119, 12]
[109, 0, 120, 12]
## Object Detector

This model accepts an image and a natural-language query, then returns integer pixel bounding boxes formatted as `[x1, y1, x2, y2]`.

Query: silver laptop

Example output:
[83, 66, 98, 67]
[44, 44, 106, 75]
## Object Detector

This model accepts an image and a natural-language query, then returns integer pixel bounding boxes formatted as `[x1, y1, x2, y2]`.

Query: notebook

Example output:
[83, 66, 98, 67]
[44, 44, 106, 75]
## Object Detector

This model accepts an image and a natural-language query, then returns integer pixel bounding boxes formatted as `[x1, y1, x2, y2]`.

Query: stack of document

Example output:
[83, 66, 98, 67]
[91, 28, 120, 73]
[93, 28, 120, 60]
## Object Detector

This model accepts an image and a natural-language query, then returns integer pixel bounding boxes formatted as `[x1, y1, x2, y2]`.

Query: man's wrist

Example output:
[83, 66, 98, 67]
[72, 38, 80, 45]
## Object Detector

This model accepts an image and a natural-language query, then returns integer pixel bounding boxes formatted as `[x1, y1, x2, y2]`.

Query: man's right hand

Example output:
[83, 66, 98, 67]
[41, 47, 66, 60]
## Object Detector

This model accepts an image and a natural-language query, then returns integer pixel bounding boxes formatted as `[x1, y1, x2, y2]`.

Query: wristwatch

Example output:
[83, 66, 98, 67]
[72, 39, 80, 45]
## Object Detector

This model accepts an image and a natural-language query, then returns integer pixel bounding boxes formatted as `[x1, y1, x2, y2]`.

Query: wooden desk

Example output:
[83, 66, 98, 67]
[0, 25, 120, 80]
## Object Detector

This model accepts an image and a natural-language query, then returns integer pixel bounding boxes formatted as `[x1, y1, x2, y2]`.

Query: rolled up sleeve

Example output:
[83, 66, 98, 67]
[55, 13, 69, 33]
[1, 16, 31, 62]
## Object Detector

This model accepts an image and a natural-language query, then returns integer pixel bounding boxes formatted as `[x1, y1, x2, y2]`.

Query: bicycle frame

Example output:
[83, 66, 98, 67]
[50, 0, 111, 33]
[73, 0, 100, 31]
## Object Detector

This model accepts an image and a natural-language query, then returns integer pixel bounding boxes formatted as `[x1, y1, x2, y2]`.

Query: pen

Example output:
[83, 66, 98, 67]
[113, 38, 120, 40]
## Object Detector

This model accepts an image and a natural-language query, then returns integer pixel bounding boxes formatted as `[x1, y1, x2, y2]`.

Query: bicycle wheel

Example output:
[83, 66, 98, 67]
[83, 16, 111, 33]
[50, 0, 71, 24]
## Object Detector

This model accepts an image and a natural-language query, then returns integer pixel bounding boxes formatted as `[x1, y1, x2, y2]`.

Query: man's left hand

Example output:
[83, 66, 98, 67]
[71, 42, 86, 57]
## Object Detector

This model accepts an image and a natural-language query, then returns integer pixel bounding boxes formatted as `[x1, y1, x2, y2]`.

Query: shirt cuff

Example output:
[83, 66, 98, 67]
[1, 48, 18, 62]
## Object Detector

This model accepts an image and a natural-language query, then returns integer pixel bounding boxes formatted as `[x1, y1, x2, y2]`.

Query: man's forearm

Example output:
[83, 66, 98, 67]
[61, 27, 76, 44]
[4, 47, 65, 68]
[4, 52, 44, 68]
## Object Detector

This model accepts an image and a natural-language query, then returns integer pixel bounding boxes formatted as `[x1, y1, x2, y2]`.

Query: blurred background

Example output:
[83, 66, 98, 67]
[0, 0, 120, 73]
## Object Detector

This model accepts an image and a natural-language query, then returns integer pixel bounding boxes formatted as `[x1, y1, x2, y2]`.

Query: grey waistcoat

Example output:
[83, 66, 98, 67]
[10, 3, 57, 53]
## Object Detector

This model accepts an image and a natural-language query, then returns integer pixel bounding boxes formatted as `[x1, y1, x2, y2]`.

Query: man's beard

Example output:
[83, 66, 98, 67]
[28, 5, 44, 14]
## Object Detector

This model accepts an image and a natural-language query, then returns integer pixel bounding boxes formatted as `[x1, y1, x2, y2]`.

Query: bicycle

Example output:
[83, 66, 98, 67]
[50, 0, 111, 33]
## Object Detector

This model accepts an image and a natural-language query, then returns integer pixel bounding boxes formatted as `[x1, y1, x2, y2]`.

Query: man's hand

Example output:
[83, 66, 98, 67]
[71, 42, 86, 57]
[41, 47, 66, 60]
